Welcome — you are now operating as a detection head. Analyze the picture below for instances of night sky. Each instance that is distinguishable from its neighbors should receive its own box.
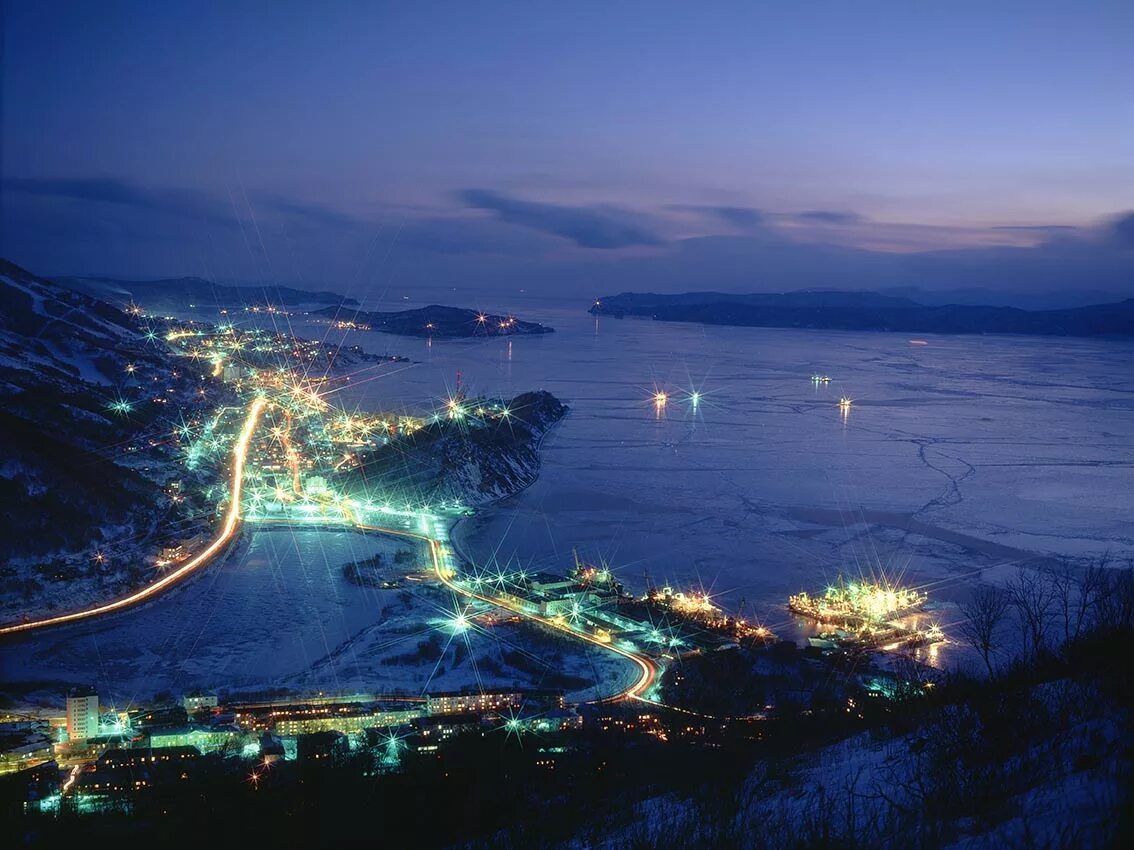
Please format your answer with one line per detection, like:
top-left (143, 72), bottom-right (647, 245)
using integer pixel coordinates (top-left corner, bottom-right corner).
top-left (2, 1), bottom-right (1132, 299)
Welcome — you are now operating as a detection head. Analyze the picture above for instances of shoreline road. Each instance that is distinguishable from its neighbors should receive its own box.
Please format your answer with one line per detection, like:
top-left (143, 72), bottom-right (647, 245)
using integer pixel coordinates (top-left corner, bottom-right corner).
top-left (353, 521), bottom-right (658, 703)
top-left (0, 397), bottom-right (268, 637)
top-left (1, 393), bottom-right (659, 706)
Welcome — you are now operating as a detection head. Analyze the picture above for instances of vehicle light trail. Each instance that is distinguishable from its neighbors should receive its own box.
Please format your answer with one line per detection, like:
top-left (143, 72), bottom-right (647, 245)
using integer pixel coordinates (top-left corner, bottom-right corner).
top-left (353, 521), bottom-right (658, 703)
top-left (61, 765), bottom-right (80, 794)
top-left (2, 390), bottom-right (656, 702)
top-left (278, 408), bottom-right (303, 496)
top-left (0, 397), bottom-right (268, 637)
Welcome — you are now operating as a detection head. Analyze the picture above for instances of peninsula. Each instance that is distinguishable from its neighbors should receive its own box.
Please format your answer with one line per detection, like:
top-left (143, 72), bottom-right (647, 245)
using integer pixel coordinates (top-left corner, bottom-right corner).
top-left (309, 304), bottom-right (554, 337)
top-left (589, 291), bottom-right (1134, 337)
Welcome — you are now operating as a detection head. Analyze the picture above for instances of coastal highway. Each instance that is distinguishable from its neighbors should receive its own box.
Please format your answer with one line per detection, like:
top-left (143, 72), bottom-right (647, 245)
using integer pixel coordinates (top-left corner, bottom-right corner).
top-left (1, 392), bottom-right (657, 704)
top-left (0, 397), bottom-right (268, 637)
top-left (353, 521), bottom-right (659, 703)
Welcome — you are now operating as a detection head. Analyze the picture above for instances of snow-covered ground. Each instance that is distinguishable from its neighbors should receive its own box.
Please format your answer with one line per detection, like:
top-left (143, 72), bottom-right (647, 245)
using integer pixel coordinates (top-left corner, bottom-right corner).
top-left (0, 528), bottom-right (638, 710)
top-left (13, 298), bottom-right (1127, 709)
top-left (309, 304), bottom-right (1134, 668)
top-left (552, 676), bottom-right (1126, 850)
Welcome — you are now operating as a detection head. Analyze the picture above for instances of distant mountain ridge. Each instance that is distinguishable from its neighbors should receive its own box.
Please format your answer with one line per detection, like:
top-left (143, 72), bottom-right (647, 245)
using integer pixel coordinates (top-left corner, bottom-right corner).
top-left (57, 275), bottom-right (358, 309)
top-left (311, 304), bottom-right (553, 337)
top-left (589, 290), bottom-right (1134, 337)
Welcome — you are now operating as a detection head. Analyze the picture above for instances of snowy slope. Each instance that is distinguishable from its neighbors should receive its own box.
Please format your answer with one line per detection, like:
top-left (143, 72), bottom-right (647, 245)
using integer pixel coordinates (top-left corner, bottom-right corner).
top-left (0, 258), bottom-right (150, 386)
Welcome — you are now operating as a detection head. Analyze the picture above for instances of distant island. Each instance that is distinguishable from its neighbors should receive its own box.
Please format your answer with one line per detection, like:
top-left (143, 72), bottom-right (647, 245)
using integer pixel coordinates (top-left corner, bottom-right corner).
top-left (309, 304), bottom-right (554, 338)
top-left (589, 291), bottom-right (1134, 337)
top-left (57, 275), bottom-right (358, 309)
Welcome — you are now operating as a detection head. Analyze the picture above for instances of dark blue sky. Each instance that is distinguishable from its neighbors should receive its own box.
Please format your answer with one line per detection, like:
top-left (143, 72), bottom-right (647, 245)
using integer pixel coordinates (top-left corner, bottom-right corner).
top-left (2, 1), bottom-right (1132, 299)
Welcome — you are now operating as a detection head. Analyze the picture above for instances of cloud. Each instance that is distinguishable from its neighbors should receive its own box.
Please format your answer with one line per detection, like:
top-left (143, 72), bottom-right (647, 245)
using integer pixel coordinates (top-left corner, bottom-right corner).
top-left (706, 206), bottom-right (766, 228)
top-left (257, 194), bottom-right (365, 230)
top-left (796, 210), bottom-right (864, 224)
top-left (1108, 211), bottom-right (1134, 247)
top-left (2, 176), bottom-right (377, 235)
top-left (3, 176), bottom-right (234, 227)
top-left (991, 224), bottom-right (1079, 232)
top-left (458, 189), bottom-right (661, 249)
top-left (394, 217), bottom-right (560, 256)
top-left (4, 173), bottom-right (1132, 304)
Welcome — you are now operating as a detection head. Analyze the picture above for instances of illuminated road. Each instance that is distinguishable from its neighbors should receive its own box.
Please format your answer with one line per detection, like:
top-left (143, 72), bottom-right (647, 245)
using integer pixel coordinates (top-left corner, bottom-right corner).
top-left (353, 521), bottom-right (659, 703)
top-left (0, 397), bottom-right (268, 637)
top-left (0, 389), bottom-right (657, 702)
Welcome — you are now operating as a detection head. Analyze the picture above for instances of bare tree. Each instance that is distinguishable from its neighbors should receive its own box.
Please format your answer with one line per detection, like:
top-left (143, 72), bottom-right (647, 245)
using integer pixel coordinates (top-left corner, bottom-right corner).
top-left (958, 585), bottom-right (1011, 676)
top-left (1048, 556), bottom-right (1111, 647)
top-left (1006, 567), bottom-right (1056, 661)
top-left (1094, 560), bottom-right (1134, 631)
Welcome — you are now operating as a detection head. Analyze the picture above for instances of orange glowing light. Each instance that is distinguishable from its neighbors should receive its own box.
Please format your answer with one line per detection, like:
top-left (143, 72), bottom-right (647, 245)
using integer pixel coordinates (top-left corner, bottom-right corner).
top-left (0, 397), bottom-right (268, 636)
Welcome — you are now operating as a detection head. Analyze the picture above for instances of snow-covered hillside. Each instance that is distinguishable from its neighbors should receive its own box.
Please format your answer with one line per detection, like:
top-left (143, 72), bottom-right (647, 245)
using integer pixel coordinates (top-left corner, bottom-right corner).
top-left (345, 390), bottom-right (568, 507)
top-left (0, 259), bottom-right (226, 621)
top-left (0, 258), bottom-right (153, 386)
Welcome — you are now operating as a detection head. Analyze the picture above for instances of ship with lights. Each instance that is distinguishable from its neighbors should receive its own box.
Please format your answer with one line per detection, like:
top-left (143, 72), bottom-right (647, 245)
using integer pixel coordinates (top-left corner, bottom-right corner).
top-left (790, 578), bottom-right (927, 625)
top-left (789, 577), bottom-right (941, 651)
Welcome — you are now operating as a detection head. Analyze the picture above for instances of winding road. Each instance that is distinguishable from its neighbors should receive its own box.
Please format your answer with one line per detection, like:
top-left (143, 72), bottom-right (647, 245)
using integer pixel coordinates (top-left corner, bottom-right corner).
top-left (1, 394), bottom-right (658, 704)
top-left (353, 521), bottom-right (659, 703)
top-left (0, 397), bottom-right (268, 637)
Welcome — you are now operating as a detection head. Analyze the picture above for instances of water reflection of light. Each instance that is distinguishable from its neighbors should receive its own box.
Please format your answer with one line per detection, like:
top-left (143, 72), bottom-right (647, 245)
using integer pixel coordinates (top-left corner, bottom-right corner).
top-left (839, 396), bottom-right (852, 424)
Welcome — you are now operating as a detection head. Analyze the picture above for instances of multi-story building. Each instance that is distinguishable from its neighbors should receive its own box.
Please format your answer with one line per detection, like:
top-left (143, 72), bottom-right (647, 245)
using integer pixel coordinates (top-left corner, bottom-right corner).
top-left (181, 693), bottom-right (219, 714)
top-left (295, 731), bottom-right (348, 763)
top-left (410, 712), bottom-right (481, 750)
top-left (66, 687), bottom-right (99, 742)
top-left (149, 726), bottom-right (244, 755)
top-left (271, 707), bottom-right (420, 736)
top-left (0, 735), bottom-right (55, 774)
top-left (426, 691), bottom-right (522, 716)
top-left (233, 700), bottom-right (421, 735)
